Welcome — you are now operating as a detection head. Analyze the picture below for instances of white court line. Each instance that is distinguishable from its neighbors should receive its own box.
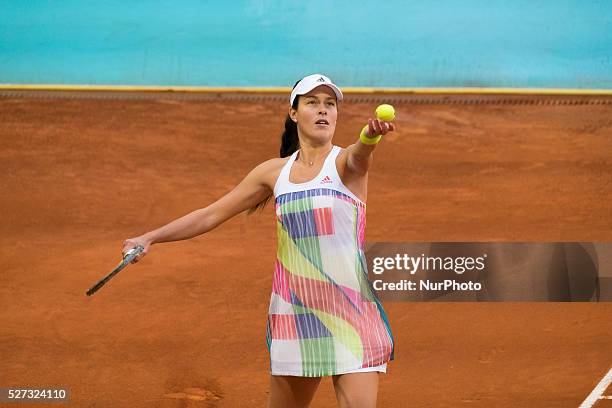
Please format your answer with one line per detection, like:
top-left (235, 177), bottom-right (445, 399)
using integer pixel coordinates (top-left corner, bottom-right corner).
top-left (579, 367), bottom-right (612, 408)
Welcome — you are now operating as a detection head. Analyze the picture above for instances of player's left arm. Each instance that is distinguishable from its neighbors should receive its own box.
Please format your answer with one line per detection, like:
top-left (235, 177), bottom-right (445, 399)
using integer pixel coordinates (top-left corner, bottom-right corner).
top-left (345, 118), bottom-right (395, 175)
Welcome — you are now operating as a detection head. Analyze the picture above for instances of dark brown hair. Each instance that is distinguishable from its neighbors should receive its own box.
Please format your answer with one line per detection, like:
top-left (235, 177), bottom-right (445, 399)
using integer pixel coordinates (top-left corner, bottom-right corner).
top-left (246, 81), bottom-right (301, 215)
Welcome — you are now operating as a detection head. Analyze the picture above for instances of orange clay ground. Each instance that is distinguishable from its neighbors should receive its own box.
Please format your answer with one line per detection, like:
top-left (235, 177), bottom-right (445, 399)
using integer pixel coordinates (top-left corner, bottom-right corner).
top-left (1, 93), bottom-right (611, 407)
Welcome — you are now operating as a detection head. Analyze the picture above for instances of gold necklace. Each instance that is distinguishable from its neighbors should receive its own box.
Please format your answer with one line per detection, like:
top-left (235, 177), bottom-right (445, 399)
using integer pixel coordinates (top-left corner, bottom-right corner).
top-left (300, 147), bottom-right (331, 167)
top-left (299, 154), bottom-right (315, 167)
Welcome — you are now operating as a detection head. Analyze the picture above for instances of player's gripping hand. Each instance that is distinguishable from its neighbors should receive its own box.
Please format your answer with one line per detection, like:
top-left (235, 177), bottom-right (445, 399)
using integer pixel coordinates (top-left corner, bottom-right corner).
top-left (122, 236), bottom-right (152, 263)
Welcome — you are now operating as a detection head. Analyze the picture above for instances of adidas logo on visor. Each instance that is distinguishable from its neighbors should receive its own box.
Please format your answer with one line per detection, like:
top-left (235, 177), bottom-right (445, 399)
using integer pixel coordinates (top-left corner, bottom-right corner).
top-left (289, 73), bottom-right (343, 106)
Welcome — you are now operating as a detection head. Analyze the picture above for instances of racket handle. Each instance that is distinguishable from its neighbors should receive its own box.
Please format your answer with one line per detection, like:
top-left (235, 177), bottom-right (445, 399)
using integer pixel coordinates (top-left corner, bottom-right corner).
top-left (124, 245), bottom-right (144, 258)
top-left (86, 245), bottom-right (145, 296)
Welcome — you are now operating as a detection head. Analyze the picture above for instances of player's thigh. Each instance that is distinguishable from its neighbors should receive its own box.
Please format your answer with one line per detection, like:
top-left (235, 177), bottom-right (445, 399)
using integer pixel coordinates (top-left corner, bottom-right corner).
top-left (332, 372), bottom-right (379, 408)
top-left (267, 375), bottom-right (322, 408)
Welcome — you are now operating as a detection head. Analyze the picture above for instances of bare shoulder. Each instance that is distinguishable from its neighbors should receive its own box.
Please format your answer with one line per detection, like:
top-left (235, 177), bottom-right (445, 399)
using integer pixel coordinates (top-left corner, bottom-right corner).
top-left (253, 156), bottom-right (291, 191)
top-left (335, 144), bottom-right (363, 176)
top-left (334, 144), bottom-right (369, 203)
top-left (336, 145), bottom-right (350, 173)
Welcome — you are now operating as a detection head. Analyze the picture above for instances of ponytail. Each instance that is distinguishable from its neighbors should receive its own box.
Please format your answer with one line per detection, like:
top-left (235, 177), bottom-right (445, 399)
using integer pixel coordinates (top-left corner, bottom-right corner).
top-left (280, 112), bottom-right (299, 157)
top-left (247, 93), bottom-right (301, 215)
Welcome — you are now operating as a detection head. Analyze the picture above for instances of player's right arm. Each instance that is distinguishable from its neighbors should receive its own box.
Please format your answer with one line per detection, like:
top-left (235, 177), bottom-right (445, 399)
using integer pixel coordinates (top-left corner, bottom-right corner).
top-left (122, 159), bottom-right (278, 260)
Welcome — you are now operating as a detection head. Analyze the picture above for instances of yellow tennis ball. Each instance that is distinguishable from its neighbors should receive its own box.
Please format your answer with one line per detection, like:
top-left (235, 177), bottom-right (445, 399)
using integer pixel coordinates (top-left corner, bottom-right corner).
top-left (375, 104), bottom-right (395, 121)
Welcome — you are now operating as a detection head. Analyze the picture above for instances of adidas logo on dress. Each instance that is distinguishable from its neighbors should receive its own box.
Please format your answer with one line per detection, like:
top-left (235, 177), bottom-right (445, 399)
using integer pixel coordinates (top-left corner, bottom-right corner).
top-left (320, 176), bottom-right (333, 184)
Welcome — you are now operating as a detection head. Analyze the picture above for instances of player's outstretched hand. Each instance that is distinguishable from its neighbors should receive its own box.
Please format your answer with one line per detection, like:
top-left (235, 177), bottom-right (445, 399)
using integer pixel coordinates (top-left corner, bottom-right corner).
top-left (122, 237), bottom-right (152, 263)
top-left (366, 118), bottom-right (396, 138)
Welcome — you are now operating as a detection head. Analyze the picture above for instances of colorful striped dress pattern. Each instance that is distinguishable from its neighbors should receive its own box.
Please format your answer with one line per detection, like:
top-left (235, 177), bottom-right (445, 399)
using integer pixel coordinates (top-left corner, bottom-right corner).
top-left (266, 145), bottom-right (394, 377)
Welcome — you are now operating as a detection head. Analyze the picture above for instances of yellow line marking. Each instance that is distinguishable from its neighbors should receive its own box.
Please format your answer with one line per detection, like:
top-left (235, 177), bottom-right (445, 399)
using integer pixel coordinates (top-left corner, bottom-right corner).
top-left (0, 84), bottom-right (611, 96)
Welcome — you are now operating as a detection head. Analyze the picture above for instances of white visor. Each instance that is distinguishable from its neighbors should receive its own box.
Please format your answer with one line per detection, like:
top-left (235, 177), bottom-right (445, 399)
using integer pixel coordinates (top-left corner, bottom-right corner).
top-left (290, 74), bottom-right (343, 106)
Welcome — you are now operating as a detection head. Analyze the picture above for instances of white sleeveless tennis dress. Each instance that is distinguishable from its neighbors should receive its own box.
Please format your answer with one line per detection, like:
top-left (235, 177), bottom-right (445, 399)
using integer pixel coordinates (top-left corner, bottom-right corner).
top-left (266, 145), bottom-right (394, 377)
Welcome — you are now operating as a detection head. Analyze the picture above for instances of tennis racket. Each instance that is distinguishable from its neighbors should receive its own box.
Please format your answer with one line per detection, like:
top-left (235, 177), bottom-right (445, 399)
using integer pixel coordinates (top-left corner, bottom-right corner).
top-left (86, 245), bottom-right (144, 296)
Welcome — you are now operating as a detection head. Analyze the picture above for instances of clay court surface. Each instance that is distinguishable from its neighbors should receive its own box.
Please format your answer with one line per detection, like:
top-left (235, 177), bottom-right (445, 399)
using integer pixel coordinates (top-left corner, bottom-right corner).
top-left (1, 93), bottom-right (611, 407)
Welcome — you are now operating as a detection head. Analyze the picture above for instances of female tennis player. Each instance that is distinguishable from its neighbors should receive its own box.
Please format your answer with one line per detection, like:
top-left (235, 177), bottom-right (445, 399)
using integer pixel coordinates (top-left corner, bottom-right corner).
top-left (123, 73), bottom-right (395, 407)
